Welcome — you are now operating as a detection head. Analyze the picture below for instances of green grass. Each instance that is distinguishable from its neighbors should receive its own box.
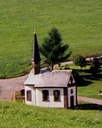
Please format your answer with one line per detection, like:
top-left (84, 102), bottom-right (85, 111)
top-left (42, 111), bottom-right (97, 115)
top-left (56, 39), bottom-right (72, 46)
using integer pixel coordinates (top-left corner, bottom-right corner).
top-left (78, 78), bottom-right (102, 99)
top-left (0, 0), bottom-right (102, 78)
top-left (0, 101), bottom-right (102, 128)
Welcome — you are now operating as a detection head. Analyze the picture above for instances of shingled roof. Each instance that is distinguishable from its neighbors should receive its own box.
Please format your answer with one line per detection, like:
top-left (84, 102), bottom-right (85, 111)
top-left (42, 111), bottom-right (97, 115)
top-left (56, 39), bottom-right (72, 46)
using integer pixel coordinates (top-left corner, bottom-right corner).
top-left (24, 70), bottom-right (75, 87)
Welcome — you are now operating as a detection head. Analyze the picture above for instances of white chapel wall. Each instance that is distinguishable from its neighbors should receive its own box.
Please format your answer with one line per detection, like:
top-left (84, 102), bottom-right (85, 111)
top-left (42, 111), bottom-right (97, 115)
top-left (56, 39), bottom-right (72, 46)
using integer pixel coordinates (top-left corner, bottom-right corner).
top-left (25, 85), bottom-right (36, 106)
top-left (68, 86), bottom-right (77, 107)
top-left (36, 88), bottom-right (64, 108)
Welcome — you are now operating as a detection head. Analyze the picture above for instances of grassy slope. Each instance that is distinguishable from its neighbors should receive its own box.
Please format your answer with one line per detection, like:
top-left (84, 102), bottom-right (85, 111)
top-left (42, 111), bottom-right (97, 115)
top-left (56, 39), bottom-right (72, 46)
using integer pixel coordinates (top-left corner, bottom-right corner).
top-left (0, 102), bottom-right (102, 128)
top-left (78, 79), bottom-right (102, 99)
top-left (0, 0), bottom-right (102, 78)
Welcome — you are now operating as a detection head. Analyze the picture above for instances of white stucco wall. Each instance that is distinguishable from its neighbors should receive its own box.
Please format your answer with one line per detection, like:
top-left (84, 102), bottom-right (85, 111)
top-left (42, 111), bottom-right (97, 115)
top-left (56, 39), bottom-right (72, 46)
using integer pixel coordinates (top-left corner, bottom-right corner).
top-left (25, 85), bottom-right (36, 106)
top-left (68, 86), bottom-right (77, 107)
top-left (25, 85), bottom-right (77, 108)
top-left (35, 88), bottom-right (64, 108)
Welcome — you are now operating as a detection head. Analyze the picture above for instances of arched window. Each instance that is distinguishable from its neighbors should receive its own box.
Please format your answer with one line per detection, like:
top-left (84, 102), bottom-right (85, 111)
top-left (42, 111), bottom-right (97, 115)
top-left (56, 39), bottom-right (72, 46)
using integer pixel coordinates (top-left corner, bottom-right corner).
top-left (70, 89), bottom-right (73, 94)
top-left (53, 90), bottom-right (60, 101)
top-left (42, 90), bottom-right (49, 101)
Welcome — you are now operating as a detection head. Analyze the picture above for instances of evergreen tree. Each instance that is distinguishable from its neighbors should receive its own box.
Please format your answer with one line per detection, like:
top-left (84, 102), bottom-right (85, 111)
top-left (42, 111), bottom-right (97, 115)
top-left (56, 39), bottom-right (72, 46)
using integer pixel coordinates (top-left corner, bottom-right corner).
top-left (40, 28), bottom-right (71, 69)
top-left (74, 55), bottom-right (86, 69)
top-left (90, 57), bottom-right (101, 77)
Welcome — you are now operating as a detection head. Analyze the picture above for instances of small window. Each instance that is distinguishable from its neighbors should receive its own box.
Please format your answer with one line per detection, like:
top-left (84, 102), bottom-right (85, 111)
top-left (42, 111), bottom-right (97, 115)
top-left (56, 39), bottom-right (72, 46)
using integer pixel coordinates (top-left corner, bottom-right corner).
top-left (27, 90), bottom-right (32, 101)
top-left (70, 89), bottom-right (73, 94)
top-left (42, 90), bottom-right (49, 101)
top-left (53, 90), bottom-right (60, 101)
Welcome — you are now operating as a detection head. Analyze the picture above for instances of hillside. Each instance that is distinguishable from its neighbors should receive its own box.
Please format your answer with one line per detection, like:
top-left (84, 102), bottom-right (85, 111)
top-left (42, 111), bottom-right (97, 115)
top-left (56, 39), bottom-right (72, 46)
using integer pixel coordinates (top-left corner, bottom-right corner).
top-left (0, 0), bottom-right (102, 78)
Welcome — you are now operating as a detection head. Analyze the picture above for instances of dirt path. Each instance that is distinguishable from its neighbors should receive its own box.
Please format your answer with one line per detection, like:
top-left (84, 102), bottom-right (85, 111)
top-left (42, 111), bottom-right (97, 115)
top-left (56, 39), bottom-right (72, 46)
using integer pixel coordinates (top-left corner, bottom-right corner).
top-left (0, 75), bottom-right (28, 101)
top-left (78, 96), bottom-right (102, 105)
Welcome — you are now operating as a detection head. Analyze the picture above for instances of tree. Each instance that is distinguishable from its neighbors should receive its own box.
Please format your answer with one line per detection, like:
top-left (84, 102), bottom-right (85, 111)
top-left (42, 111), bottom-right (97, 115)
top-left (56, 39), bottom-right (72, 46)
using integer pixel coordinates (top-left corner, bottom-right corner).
top-left (73, 55), bottom-right (86, 69)
top-left (40, 28), bottom-right (71, 70)
top-left (90, 57), bottom-right (101, 77)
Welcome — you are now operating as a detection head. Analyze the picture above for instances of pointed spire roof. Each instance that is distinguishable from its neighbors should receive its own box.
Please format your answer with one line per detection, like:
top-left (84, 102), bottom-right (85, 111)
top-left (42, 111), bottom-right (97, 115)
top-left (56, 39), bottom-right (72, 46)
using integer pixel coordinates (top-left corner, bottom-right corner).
top-left (31, 30), bottom-right (41, 63)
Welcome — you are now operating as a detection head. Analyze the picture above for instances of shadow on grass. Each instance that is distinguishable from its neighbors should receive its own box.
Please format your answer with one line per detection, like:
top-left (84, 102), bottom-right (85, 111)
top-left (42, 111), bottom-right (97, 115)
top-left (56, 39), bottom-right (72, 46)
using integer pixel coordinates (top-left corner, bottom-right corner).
top-left (76, 103), bottom-right (102, 110)
top-left (73, 69), bottom-right (102, 87)
top-left (82, 74), bottom-right (102, 80)
top-left (79, 69), bottom-right (102, 79)
top-left (77, 79), bottom-right (93, 87)
top-left (72, 70), bottom-right (93, 87)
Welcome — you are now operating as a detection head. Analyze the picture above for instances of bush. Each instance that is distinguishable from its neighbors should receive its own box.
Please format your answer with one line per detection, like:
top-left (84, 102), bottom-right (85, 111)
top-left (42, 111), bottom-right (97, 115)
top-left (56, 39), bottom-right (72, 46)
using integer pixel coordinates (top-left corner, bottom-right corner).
top-left (73, 55), bottom-right (86, 69)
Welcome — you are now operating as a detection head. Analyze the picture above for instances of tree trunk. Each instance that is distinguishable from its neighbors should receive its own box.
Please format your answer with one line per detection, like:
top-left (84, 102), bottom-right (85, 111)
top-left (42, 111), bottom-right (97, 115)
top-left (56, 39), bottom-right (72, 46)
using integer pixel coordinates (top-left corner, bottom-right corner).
top-left (51, 62), bottom-right (54, 70)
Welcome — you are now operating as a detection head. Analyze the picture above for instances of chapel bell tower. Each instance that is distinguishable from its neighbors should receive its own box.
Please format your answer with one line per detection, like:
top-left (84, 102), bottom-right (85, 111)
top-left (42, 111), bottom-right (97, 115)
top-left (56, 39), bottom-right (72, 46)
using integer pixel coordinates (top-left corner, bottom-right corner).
top-left (31, 31), bottom-right (41, 75)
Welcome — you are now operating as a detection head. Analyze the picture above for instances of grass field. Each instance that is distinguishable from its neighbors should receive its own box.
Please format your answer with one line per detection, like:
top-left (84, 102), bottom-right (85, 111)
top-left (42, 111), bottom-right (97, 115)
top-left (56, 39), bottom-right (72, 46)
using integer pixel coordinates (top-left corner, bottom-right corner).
top-left (0, 101), bottom-right (102, 128)
top-left (77, 71), bottom-right (102, 99)
top-left (0, 0), bottom-right (102, 78)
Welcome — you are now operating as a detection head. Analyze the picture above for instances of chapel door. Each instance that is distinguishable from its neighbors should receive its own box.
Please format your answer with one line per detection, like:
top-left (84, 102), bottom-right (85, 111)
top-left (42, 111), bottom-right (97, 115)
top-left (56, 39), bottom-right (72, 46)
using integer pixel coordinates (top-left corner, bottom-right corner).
top-left (70, 95), bottom-right (74, 109)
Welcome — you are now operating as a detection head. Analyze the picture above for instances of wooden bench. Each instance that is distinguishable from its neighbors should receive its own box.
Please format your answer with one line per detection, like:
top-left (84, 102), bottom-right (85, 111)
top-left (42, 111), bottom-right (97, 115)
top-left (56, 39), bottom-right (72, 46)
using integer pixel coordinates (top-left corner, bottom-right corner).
top-left (15, 95), bottom-right (25, 100)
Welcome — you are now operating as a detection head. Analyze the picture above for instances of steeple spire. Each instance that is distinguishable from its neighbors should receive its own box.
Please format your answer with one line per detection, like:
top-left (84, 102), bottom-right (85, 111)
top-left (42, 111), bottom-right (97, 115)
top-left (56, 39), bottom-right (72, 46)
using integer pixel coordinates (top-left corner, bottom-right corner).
top-left (31, 30), bottom-right (41, 74)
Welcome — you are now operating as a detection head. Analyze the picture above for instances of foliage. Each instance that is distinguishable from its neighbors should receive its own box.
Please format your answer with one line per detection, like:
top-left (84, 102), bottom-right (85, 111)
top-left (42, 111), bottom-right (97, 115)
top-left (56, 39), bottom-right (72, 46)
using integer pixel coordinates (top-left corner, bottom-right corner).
top-left (0, 0), bottom-right (102, 78)
top-left (73, 55), bottom-right (86, 69)
top-left (0, 102), bottom-right (102, 128)
top-left (40, 28), bottom-right (71, 69)
top-left (90, 57), bottom-right (101, 77)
